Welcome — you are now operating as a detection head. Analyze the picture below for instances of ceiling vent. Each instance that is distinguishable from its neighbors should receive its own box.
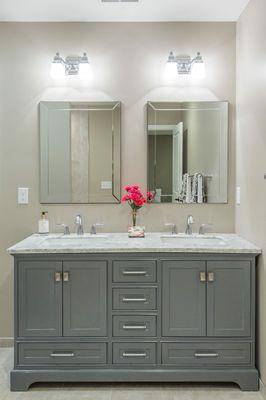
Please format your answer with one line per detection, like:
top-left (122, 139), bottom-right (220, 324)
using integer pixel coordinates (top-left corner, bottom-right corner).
top-left (101, 0), bottom-right (139, 3)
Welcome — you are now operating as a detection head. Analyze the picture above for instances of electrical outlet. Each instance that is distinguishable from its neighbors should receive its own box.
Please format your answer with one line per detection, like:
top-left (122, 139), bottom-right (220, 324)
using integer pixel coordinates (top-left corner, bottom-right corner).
top-left (18, 187), bottom-right (29, 204)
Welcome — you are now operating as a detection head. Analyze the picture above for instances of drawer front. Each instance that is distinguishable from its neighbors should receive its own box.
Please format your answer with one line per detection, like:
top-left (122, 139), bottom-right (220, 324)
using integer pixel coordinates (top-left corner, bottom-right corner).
top-left (162, 342), bottom-right (251, 366)
top-left (113, 342), bottom-right (156, 364)
top-left (113, 260), bottom-right (156, 283)
top-left (113, 288), bottom-right (157, 310)
top-left (113, 315), bottom-right (157, 337)
top-left (18, 342), bottom-right (107, 366)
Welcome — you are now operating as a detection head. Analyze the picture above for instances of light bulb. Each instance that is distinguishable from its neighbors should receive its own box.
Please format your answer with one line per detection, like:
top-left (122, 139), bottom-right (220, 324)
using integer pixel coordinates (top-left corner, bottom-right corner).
top-left (165, 51), bottom-right (177, 78)
top-left (165, 61), bottom-right (177, 78)
top-left (191, 60), bottom-right (206, 80)
top-left (50, 61), bottom-right (65, 79)
top-left (79, 62), bottom-right (92, 79)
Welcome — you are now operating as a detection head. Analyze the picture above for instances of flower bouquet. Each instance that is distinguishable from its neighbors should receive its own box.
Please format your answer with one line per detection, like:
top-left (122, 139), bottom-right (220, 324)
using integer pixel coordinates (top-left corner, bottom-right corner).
top-left (122, 185), bottom-right (153, 238)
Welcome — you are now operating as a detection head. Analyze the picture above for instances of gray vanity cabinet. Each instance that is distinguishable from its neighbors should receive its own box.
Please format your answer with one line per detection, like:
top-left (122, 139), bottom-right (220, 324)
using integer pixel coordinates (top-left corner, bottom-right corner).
top-left (63, 261), bottom-right (107, 337)
top-left (18, 260), bottom-right (107, 338)
top-left (162, 260), bottom-right (251, 338)
top-left (18, 261), bottom-right (62, 337)
top-left (162, 261), bottom-right (206, 336)
top-left (206, 261), bottom-right (250, 336)
top-left (12, 252), bottom-right (259, 391)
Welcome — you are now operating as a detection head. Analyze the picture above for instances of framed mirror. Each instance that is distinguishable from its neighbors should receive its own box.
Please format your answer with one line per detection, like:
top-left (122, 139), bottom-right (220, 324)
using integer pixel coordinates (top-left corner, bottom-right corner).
top-left (147, 101), bottom-right (228, 204)
top-left (40, 101), bottom-right (121, 203)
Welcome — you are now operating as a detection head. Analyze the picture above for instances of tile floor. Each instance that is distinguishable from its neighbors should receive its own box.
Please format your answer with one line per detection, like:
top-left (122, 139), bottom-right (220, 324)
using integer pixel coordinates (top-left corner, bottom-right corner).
top-left (0, 348), bottom-right (263, 400)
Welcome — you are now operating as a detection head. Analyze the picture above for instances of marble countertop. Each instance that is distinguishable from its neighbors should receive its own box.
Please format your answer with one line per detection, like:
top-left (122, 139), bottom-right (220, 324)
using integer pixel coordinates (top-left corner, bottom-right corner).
top-left (7, 233), bottom-right (261, 255)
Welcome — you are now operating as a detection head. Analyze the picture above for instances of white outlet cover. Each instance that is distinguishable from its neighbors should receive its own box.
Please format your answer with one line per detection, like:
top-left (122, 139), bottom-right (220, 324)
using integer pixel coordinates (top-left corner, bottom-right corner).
top-left (18, 187), bottom-right (29, 204)
top-left (101, 181), bottom-right (112, 190)
top-left (236, 186), bottom-right (241, 205)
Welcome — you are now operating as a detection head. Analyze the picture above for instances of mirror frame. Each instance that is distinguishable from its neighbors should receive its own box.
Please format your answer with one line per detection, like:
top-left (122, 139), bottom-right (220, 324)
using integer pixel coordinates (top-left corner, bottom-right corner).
top-left (147, 101), bottom-right (229, 204)
top-left (39, 101), bottom-right (121, 204)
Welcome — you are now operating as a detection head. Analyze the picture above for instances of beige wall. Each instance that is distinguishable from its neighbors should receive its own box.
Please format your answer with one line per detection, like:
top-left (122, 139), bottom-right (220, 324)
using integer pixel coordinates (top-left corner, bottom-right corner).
top-left (0, 22), bottom-right (236, 338)
top-left (236, 0), bottom-right (266, 387)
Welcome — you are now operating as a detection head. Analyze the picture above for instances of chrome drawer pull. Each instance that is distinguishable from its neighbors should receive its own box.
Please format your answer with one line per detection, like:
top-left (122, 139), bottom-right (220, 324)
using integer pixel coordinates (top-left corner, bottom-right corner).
top-left (194, 352), bottom-right (218, 358)
top-left (122, 324), bottom-right (147, 330)
top-left (50, 352), bottom-right (75, 358)
top-left (122, 271), bottom-right (147, 276)
top-left (122, 352), bottom-right (147, 358)
top-left (122, 297), bottom-right (147, 303)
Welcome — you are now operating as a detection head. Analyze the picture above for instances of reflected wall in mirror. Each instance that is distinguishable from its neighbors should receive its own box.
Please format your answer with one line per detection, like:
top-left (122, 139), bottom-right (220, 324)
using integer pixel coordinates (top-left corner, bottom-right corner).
top-left (147, 101), bottom-right (228, 204)
top-left (40, 101), bottom-right (121, 203)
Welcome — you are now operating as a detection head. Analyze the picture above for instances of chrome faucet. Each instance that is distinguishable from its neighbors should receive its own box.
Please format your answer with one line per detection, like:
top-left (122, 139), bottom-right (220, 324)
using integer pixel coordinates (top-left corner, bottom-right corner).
top-left (185, 215), bottom-right (194, 235)
top-left (74, 215), bottom-right (84, 235)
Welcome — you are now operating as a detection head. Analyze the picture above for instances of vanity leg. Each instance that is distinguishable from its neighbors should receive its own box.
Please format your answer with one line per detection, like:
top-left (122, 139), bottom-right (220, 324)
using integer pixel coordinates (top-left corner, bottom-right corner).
top-left (234, 370), bottom-right (259, 391)
top-left (10, 370), bottom-right (33, 391)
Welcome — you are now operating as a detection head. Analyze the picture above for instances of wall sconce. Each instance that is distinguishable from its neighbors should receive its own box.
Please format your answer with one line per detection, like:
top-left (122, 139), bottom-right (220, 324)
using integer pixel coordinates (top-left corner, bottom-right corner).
top-left (50, 52), bottom-right (91, 79)
top-left (165, 51), bottom-right (206, 79)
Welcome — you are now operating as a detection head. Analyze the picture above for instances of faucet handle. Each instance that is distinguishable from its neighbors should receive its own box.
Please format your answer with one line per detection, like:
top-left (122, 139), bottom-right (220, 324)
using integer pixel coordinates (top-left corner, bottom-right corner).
top-left (90, 223), bottom-right (104, 235)
top-left (199, 223), bottom-right (214, 235)
top-left (187, 215), bottom-right (194, 224)
top-left (164, 223), bottom-right (177, 235)
top-left (74, 214), bottom-right (82, 225)
top-left (56, 223), bottom-right (70, 235)
top-left (74, 214), bottom-right (84, 235)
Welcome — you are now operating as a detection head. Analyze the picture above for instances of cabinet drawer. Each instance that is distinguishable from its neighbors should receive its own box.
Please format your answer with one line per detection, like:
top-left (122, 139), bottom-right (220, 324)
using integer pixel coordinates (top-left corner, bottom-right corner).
top-left (113, 315), bottom-right (157, 337)
top-left (18, 342), bottom-right (107, 366)
top-left (113, 342), bottom-right (156, 364)
top-left (113, 260), bottom-right (156, 283)
top-left (113, 288), bottom-right (157, 310)
top-left (162, 342), bottom-right (251, 366)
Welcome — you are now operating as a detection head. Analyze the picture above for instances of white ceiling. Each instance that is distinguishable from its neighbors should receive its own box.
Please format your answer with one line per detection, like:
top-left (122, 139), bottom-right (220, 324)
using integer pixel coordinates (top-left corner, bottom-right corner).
top-left (0, 0), bottom-right (250, 22)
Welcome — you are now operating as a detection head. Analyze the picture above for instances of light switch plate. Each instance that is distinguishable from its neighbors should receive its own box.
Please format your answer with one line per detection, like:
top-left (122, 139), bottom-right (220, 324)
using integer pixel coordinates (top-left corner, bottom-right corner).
top-left (18, 187), bottom-right (29, 204)
top-left (236, 186), bottom-right (241, 205)
top-left (101, 181), bottom-right (112, 190)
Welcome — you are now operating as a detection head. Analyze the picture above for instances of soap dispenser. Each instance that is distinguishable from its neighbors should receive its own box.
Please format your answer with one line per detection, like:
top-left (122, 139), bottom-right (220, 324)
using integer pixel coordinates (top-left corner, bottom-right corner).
top-left (38, 211), bottom-right (49, 234)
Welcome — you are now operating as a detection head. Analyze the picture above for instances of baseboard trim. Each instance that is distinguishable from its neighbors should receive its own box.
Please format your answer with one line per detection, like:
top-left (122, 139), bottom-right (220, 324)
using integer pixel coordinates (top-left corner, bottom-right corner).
top-left (0, 338), bottom-right (14, 347)
top-left (260, 379), bottom-right (266, 399)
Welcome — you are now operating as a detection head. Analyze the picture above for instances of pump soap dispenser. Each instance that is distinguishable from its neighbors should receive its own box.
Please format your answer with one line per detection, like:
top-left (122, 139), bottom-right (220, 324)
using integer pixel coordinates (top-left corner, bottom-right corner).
top-left (38, 211), bottom-right (49, 234)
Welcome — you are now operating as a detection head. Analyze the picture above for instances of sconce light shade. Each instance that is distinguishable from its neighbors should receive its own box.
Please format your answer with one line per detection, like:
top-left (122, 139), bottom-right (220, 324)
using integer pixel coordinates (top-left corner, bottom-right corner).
top-left (79, 53), bottom-right (92, 78)
top-left (191, 52), bottom-right (206, 79)
top-left (50, 53), bottom-right (65, 79)
top-left (191, 61), bottom-right (206, 79)
top-left (165, 51), bottom-right (177, 78)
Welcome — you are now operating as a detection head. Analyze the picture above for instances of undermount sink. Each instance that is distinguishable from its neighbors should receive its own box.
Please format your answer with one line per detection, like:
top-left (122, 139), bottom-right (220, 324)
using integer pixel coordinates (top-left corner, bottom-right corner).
top-left (57, 233), bottom-right (108, 239)
top-left (41, 233), bottom-right (108, 246)
top-left (161, 234), bottom-right (226, 245)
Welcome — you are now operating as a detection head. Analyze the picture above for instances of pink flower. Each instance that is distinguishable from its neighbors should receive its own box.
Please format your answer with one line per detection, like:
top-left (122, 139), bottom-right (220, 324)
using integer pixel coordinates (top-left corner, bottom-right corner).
top-left (147, 191), bottom-right (154, 200)
top-left (130, 192), bottom-right (140, 201)
top-left (122, 194), bottom-right (130, 202)
top-left (122, 185), bottom-right (153, 210)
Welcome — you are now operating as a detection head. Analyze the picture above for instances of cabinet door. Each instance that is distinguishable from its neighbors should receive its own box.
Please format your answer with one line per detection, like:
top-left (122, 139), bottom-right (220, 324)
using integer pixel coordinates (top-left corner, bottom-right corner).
top-left (18, 261), bottom-right (62, 337)
top-left (63, 261), bottom-right (107, 336)
top-left (162, 261), bottom-right (206, 336)
top-left (207, 261), bottom-right (251, 336)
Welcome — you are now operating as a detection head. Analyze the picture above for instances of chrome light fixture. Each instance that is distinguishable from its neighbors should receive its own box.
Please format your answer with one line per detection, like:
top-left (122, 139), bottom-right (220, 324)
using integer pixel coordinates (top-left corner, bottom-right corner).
top-left (50, 52), bottom-right (91, 79)
top-left (165, 51), bottom-right (206, 79)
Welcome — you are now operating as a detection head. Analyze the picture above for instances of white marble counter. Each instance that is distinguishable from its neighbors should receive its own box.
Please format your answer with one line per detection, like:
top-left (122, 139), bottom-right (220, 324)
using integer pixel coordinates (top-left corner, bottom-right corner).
top-left (7, 233), bottom-right (261, 255)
